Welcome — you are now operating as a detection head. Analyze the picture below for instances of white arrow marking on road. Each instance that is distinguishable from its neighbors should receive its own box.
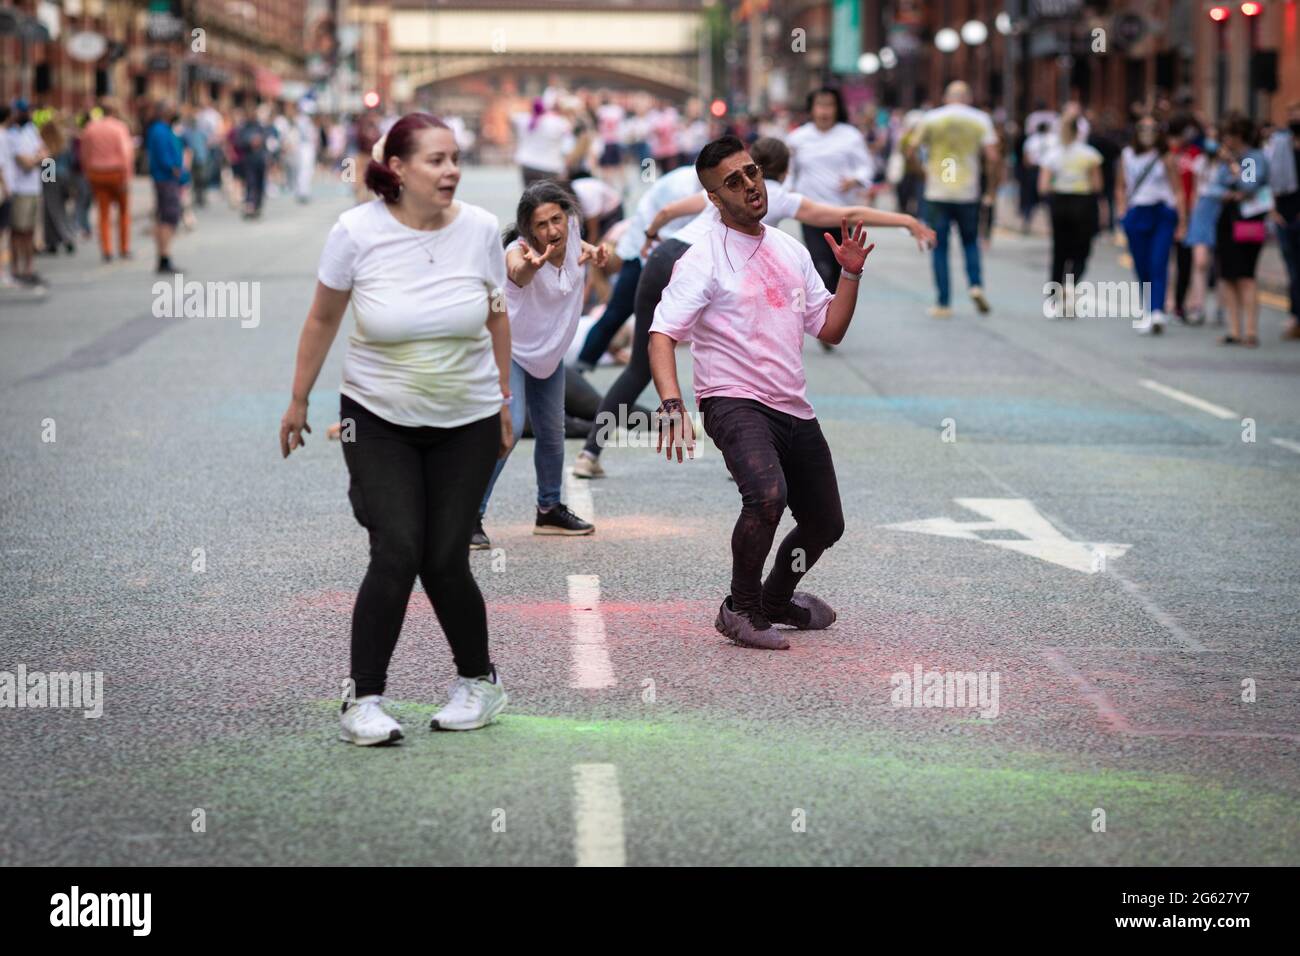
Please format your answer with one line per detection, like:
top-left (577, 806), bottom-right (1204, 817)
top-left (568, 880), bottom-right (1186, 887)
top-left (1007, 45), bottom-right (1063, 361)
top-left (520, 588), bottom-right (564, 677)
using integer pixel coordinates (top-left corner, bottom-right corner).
top-left (1270, 437), bottom-right (1300, 456)
top-left (883, 498), bottom-right (1130, 574)
top-left (1138, 378), bottom-right (1238, 420)
top-left (568, 574), bottom-right (616, 688)
top-left (573, 763), bottom-right (626, 867)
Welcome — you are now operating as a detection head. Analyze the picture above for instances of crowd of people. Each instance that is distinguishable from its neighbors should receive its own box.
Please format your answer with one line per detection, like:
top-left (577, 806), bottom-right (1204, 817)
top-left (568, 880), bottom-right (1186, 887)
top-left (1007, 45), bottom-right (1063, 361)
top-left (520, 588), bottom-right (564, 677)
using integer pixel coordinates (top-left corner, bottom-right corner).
top-left (0, 94), bottom-right (389, 288)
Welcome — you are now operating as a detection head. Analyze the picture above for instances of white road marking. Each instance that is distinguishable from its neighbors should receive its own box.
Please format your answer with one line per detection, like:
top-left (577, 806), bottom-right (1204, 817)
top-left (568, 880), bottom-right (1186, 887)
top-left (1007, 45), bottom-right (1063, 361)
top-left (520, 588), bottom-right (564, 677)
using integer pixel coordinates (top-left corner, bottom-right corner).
top-left (1270, 437), bottom-right (1300, 455)
top-left (565, 469), bottom-right (595, 523)
top-left (949, 457), bottom-right (1211, 653)
top-left (1138, 378), bottom-right (1238, 420)
top-left (572, 763), bottom-right (626, 867)
top-left (567, 574), bottom-right (615, 689)
top-left (883, 498), bottom-right (1130, 575)
top-left (1041, 649), bottom-right (1133, 733)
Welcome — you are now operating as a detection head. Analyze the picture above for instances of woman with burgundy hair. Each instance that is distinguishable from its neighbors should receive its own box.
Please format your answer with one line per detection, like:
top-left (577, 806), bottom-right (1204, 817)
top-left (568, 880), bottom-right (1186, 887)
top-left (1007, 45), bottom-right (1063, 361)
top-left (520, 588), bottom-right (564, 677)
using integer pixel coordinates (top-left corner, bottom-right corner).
top-left (280, 112), bottom-right (513, 745)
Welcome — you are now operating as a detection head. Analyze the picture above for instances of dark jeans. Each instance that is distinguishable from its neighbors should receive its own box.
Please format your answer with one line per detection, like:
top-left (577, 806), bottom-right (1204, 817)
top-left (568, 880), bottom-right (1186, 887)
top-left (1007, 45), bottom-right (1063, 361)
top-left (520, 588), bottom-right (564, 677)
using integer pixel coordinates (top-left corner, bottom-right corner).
top-left (700, 397), bottom-right (845, 616)
top-left (244, 159), bottom-right (266, 212)
top-left (925, 200), bottom-right (982, 306)
top-left (1275, 211), bottom-right (1300, 319)
top-left (801, 222), bottom-right (842, 292)
top-left (1049, 193), bottom-right (1097, 287)
top-left (583, 238), bottom-right (689, 457)
top-left (340, 395), bottom-right (501, 695)
top-left (578, 256), bottom-right (641, 368)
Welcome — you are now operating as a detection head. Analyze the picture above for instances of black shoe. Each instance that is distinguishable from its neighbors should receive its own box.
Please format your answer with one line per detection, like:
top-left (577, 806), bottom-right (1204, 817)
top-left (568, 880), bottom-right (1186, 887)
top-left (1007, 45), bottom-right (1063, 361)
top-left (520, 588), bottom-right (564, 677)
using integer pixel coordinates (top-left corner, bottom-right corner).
top-left (534, 503), bottom-right (594, 536)
top-left (470, 518), bottom-right (490, 551)
top-left (764, 591), bottom-right (837, 630)
top-left (64, 242), bottom-right (76, 255)
top-left (102, 252), bottom-right (113, 264)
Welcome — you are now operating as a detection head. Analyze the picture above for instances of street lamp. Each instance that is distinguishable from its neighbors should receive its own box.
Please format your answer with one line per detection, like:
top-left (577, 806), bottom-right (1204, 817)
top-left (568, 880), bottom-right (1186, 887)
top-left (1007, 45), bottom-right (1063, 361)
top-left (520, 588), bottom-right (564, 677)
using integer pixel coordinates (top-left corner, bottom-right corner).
top-left (858, 52), bottom-right (881, 75)
top-left (879, 46), bottom-right (898, 70)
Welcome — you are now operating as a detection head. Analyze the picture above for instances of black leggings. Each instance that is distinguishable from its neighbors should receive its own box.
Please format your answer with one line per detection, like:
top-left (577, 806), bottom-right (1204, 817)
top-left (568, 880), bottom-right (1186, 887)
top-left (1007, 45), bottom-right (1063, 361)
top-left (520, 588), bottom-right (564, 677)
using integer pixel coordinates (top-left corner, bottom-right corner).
top-left (583, 239), bottom-right (690, 457)
top-left (801, 223), bottom-right (842, 292)
top-left (340, 395), bottom-right (501, 695)
top-left (700, 397), bottom-right (845, 615)
top-left (1049, 193), bottom-right (1097, 287)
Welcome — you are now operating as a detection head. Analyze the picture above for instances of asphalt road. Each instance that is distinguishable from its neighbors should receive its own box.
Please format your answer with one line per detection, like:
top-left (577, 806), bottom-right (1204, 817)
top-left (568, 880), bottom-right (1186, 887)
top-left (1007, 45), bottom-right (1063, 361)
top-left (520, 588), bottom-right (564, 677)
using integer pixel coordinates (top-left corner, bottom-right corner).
top-left (1, 166), bottom-right (1297, 866)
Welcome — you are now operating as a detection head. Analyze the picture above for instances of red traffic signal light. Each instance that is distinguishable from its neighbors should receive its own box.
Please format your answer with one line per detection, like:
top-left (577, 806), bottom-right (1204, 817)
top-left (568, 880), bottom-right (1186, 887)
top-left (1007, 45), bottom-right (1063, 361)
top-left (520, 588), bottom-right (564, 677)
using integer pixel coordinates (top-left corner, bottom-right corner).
top-left (1209, 5), bottom-right (1230, 21)
top-left (1240, 2), bottom-right (1262, 16)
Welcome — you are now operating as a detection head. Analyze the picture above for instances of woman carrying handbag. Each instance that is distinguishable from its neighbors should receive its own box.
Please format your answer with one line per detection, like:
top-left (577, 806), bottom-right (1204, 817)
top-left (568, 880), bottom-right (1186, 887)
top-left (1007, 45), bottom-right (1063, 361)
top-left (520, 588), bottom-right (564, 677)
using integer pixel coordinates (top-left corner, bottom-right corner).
top-left (1214, 115), bottom-right (1272, 347)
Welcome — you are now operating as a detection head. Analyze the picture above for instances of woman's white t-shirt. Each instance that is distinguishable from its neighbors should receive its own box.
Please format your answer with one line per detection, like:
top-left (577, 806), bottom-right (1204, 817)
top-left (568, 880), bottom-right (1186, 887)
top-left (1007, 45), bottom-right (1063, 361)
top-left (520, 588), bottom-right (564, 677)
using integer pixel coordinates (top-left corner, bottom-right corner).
top-left (317, 199), bottom-right (506, 429)
top-left (506, 216), bottom-right (585, 380)
top-left (1122, 147), bottom-right (1176, 207)
top-left (1041, 140), bottom-right (1102, 195)
top-left (788, 122), bottom-right (875, 205)
top-left (513, 112), bottom-right (571, 173)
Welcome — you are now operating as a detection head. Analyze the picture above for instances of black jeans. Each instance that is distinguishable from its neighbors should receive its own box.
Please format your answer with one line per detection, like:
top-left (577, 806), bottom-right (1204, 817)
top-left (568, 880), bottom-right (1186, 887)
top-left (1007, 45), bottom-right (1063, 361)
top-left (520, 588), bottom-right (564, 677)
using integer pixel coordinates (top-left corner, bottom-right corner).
top-left (1049, 193), bottom-right (1097, 287)
top-left (801, 223), bottom-right (842, 292)
top-left (340, 395), bottom-right (500, 695)
top-left (583, 238), bottom-right (689, 457)
top-left (701, 397), bottom-right (845, 616)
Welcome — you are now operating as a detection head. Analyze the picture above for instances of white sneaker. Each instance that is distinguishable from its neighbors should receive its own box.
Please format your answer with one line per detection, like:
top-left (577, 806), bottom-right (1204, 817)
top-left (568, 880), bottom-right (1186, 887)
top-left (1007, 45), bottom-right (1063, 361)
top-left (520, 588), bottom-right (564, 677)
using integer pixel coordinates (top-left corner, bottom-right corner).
top-left (1150, 310), bottom-right (1167, 335)
top-left (571, 452), bottom-right (605, 479)
top-left (430, 667), bottom-right (507, 731)
top-left (339, 694), bottom-right (404, 746)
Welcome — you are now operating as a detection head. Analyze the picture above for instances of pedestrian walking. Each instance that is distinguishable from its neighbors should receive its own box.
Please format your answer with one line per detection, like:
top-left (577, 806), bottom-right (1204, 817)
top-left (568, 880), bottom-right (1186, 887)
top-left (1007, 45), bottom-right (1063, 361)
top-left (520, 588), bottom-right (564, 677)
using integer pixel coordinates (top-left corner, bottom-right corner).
top-left (280, 112), bottom-right (513, 744)
top-left (1264, 101), bottom-right (1300, 339)
top-left (1117, 116), bottom-right (1185, 335)
top-left (1039, 112), bottom-right (1102, 316)
top-left (144, 100), bottom-right (184, 273)
top-left (906, 82), bottom-right (999, 317)
top-left (79, 98), bottom-right (134, 262)
top-left (4, 98), bottom-right (47, 286)
top-left (1214, 115), bottom-right (1272, 347)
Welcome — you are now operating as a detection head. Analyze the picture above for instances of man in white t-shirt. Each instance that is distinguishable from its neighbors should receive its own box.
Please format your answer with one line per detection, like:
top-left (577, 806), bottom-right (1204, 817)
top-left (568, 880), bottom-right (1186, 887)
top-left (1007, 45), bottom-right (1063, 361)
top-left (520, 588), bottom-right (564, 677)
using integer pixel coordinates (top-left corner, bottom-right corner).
top-left (646, 135), bottom-right (873, 651)
top-left (906, 81), bottom-right (999, 317)
top-left (5, 99), bottom-right (47, 286)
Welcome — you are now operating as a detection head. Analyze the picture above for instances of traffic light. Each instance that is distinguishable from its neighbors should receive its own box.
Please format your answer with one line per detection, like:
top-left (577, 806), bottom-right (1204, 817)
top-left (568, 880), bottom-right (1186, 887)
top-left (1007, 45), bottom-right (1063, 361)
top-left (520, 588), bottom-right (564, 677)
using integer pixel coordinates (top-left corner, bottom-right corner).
top-left (1208, 5), bottom-right (1230, 21)
top-left (1240, 2), bottom-right (1262, 16)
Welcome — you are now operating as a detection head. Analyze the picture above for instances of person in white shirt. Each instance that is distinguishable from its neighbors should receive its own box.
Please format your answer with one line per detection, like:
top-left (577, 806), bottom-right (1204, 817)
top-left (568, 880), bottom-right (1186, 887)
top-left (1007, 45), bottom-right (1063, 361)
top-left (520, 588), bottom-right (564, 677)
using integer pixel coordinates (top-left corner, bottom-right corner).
top-left (788, 87), bottom-right (874, 304)
top-left (1020, 119), bottom-right (1055, 231)
top-left (513, 99), bottom-right (572, 187)
top-left (1115, 116), bottom-right (1186, 335)
top-left (475, 181), bottom-right (607, 548)
top-left (570, 173), bottom-right (623, 242)
top-left (595, 96), bottom-right (626, 189)
top-left (905, 81), bottom-right (1000, 317)
top-left (1038, 112), bottom-right (1103, 316)
top-left (5, 99), bottom-right (47, 286)
top-left (647, 135), bottom-right (873, 650)
top-left (571, 165), bottom-right (701, 379)
top-left (571, 136), bottom-right (933, 478)
top-left (280, 113), bottom-right (513, 745)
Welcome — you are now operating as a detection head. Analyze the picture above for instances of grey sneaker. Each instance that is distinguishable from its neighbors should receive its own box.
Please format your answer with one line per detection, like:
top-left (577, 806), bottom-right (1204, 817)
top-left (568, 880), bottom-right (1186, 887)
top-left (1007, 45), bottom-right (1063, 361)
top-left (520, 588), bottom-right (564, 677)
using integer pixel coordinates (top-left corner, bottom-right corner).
top-left (766, 591), bottom-right (837, 630)
top-left (470, 518), bottom-right (490, 551)
top-left (715, 597), bottom-right (789, 650)
top-left (571, 452), bottom-right (605, 479)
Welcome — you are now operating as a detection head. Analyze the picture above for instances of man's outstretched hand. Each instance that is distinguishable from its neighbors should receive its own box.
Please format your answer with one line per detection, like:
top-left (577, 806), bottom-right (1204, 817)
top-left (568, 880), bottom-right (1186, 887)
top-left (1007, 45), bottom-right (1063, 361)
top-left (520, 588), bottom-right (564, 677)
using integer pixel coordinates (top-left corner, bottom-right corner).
top-left (824, 217), bottom-right (875, 274)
